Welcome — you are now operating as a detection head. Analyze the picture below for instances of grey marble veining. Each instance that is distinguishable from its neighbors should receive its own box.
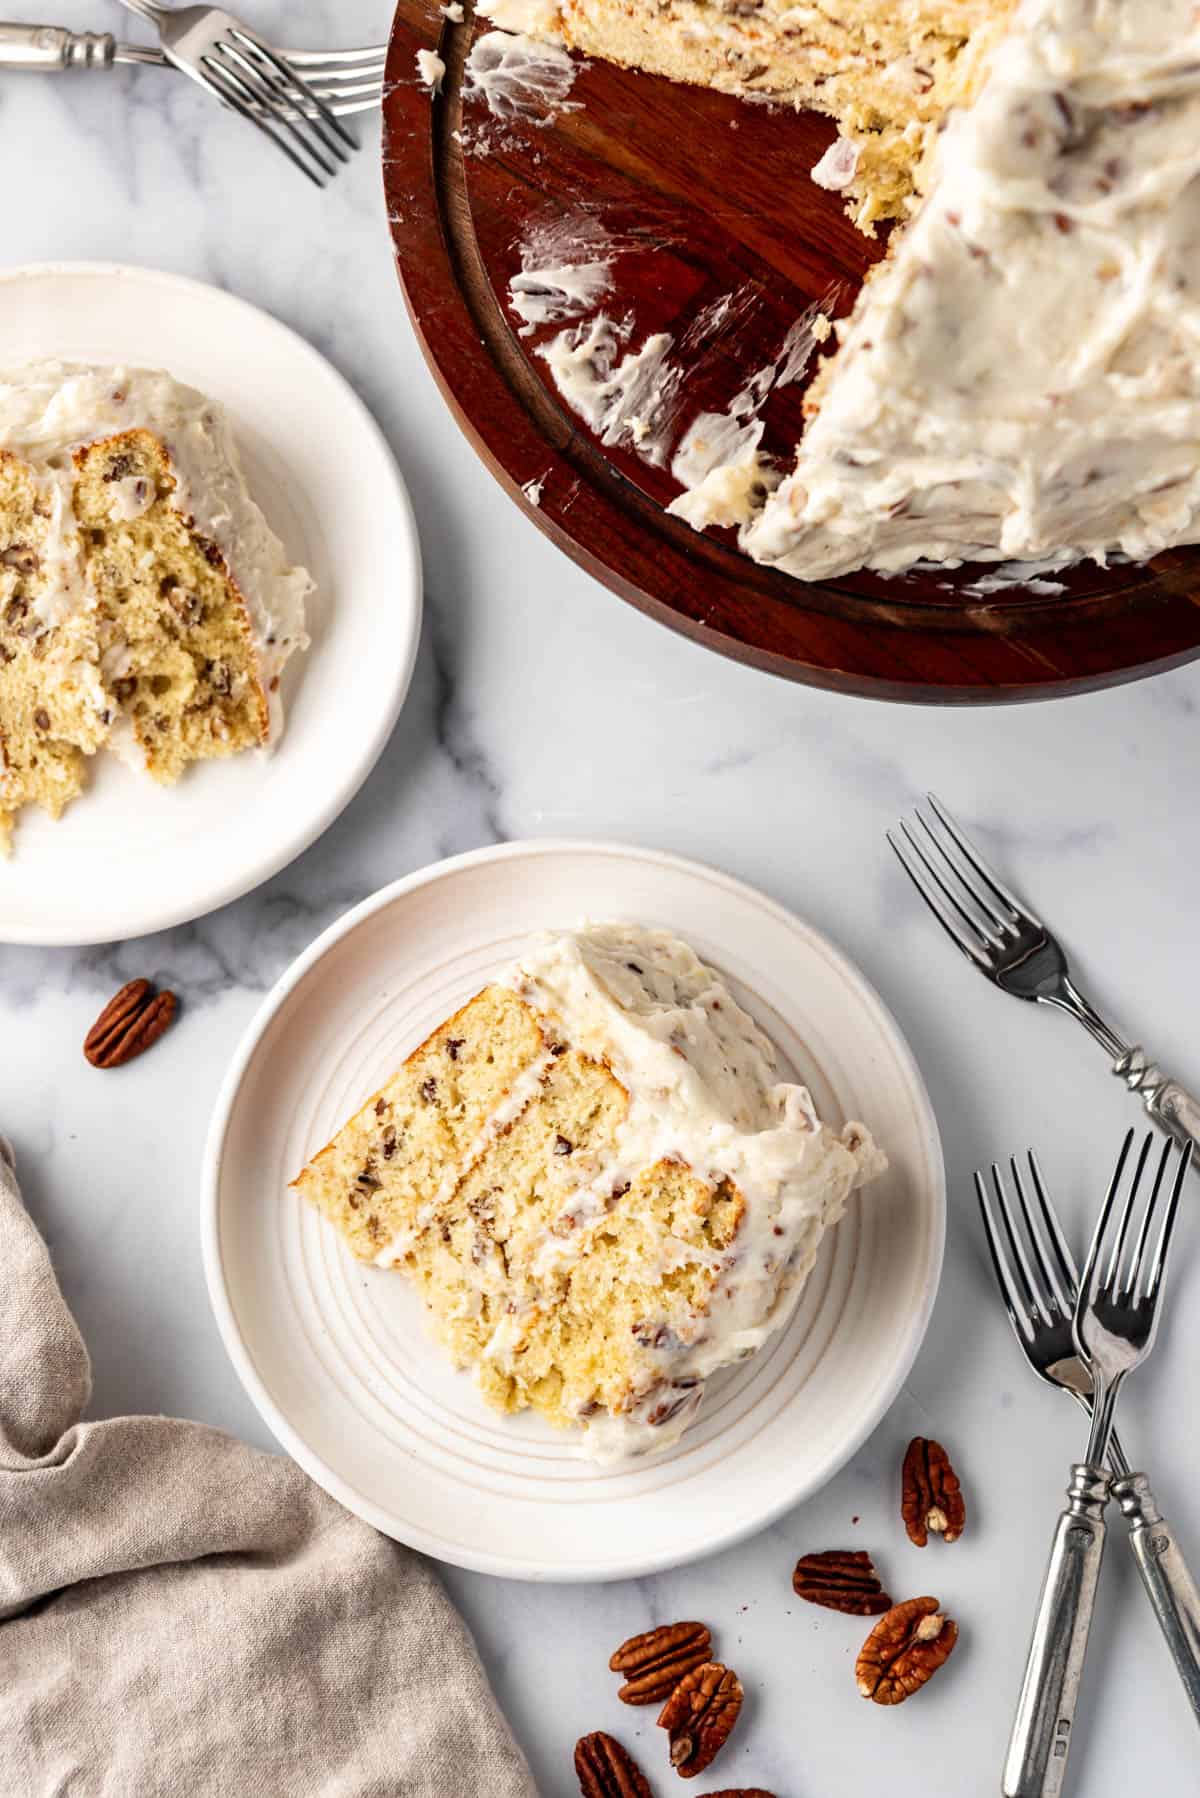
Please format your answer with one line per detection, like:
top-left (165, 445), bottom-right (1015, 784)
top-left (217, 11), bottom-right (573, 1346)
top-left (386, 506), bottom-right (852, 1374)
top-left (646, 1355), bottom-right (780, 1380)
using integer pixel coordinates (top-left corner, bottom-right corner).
top-left (3, 6), bottom-right (1200, 1792)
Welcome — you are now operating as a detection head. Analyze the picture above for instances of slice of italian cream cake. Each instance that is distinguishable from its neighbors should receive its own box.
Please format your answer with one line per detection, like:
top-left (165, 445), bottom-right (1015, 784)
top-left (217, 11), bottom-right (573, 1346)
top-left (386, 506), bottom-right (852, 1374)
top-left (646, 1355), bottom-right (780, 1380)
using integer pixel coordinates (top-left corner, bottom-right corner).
top-left (292, 923), bottom-right (884, 1461)
top-left (0, 363), bottom-right (312, 852)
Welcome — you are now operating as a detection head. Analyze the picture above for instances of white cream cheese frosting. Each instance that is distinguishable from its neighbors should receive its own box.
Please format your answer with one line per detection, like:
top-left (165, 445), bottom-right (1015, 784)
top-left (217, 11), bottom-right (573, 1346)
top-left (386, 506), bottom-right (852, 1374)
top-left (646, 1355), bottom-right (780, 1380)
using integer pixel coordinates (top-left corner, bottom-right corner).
top-left (0, 361), bottom-right (312, 745)
top-left (499, 924), bottom-right (884, 1459)
top-left (743, 0), bottom-right (1200, 579)
top-left (416, 47), bottom-right (446, 92)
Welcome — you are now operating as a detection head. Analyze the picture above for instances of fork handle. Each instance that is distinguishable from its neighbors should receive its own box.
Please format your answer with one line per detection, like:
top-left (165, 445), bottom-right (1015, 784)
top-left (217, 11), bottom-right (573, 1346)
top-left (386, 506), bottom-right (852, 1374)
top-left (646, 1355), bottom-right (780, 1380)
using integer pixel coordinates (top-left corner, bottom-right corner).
top-left (117, 0), bottom-right (169, 22)
top-left (0, 24), bottom-right (115, 68)
top-left (1113, 1473), bottom-right (1200, 1724)
top-left (1004, 1464), bottom-right (1110, 1798)
top-left (1112, 1050), bottom-right (1200, 1161)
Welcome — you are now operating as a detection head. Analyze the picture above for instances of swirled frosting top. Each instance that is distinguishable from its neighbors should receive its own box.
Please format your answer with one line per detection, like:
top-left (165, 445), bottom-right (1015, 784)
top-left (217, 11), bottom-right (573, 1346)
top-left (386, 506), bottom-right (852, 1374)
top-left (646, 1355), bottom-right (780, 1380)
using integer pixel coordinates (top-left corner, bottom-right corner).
top-left (744, 0), bottom-right (1200, 579)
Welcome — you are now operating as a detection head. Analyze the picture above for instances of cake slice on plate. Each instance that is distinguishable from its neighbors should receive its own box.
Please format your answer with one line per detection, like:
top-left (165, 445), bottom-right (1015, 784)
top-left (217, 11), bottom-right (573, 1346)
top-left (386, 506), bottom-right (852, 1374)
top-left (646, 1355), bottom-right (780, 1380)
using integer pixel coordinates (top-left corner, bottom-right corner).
top-left (292, 923), bottom-right (884, 1461)
top-left (0, 362), bottom-right (312, 851)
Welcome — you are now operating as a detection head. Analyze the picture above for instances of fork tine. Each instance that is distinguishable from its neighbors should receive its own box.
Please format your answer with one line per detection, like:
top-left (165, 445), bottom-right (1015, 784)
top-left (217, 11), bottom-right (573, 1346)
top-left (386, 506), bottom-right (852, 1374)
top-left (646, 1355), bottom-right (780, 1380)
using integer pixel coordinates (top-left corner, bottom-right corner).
top-left (887, 826), bottom-right (995, 967)
top-left (991, 1161), bottom-right (1053, 1325)
top-left (912, 807), bottom-right (1010, 937)
top-left (1124, 1137), bottom-right (1174, 1300)
top-left (299, 68), bottom-right (386, 88)
top-left (1026, 1150), bottom-right (1080, 1305)
top-left (214, 43), bottom-right (340, 178)
top-left (1143, 1142), bottom-right (1191, 1303)
top-left (287, 47), bottom-right (388, 68)
top-left (1082, 1127), bottom-right (1136, 1305)
top-left (925, 793), bottom-right (1030, 925)
top-left (199, 56), bottom-right (327, 187)
top-left (226, 36), bottom-right (352, 166)
top-left (279, 62), bottom-right (386, 87)
top-left (975, 1167), bottom-right (1036, 1342)
top-left (233, 29), bottom-right (359, 154)
top-left (1105, 1131), bottom-right (1154, 1290)
top-left (1010, 1154), bottom-right (1072, 1319)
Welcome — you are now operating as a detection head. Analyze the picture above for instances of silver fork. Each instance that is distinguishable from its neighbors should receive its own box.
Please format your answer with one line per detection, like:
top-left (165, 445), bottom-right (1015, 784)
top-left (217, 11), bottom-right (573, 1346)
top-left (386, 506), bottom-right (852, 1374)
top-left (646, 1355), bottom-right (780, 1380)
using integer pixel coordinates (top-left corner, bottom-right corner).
top-left (888, 795), bottom-right (1200, 1164)
top-left (978, 1148), bottom-right (1200, 1737)
top-left (118, 1), bottom-right (358, 186)
top-left (0, 25), bottom-right (386, 113)
top-left (1001, 1132), bottom-right (1191, 1797)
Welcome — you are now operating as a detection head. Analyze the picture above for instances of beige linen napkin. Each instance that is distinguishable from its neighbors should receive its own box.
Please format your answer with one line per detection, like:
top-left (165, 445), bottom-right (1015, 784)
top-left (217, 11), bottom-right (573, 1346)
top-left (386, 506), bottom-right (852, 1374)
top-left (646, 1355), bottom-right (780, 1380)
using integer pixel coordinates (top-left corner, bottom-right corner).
top-left (0, 1137), bottom-right (538, 1798)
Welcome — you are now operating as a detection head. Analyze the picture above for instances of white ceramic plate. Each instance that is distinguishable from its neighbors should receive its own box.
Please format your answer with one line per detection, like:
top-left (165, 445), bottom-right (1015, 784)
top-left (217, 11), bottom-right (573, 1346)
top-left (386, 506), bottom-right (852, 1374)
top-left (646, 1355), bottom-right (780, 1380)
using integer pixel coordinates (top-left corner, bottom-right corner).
top-left (204, 840), bottom-right (944, 1581)
top-left (0, 263), bottom-right (421, 945)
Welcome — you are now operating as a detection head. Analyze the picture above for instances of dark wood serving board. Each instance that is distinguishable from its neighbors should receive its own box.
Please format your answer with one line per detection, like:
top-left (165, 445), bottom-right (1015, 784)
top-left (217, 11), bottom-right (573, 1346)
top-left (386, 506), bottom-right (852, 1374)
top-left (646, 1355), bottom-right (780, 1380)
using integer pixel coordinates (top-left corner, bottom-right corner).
top-left (382, 2), bottom-right (1200, 701)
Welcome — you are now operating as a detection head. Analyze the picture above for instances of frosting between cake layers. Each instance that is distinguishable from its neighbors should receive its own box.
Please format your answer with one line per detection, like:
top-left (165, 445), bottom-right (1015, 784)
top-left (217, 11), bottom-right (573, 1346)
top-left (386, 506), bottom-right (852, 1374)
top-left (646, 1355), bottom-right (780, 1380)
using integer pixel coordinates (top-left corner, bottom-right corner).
top-left (0, 361), bottom-right (312, 745)
top-left (496, 923), bottom-right (884, 1458)
top-left (743, 0), bottom-right (1200, 578)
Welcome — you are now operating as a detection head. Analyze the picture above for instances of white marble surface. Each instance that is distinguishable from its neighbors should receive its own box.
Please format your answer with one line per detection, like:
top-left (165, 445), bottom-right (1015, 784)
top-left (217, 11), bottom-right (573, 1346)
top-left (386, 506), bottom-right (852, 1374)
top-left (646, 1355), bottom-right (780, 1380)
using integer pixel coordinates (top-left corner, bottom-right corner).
top-left (4, 6), bottom-right (1200, 1792)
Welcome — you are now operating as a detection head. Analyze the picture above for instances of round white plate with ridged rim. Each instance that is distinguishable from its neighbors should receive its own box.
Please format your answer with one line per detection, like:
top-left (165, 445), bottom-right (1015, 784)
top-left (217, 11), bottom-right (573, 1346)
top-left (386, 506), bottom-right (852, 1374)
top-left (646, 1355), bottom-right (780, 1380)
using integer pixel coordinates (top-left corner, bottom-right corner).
top-left (0, 262), bottom-right (421, 945)
top-left (203, 839), bottom-right (944, 1581)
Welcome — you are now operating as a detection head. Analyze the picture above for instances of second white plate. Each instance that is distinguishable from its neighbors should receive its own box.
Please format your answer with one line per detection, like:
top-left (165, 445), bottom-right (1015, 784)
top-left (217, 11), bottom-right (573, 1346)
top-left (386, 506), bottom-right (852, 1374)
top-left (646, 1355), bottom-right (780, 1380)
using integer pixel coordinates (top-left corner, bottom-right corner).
top-left (0, 262), bottom-right (421, 945)
top-left (203, 840), bottom-right (944, 1581)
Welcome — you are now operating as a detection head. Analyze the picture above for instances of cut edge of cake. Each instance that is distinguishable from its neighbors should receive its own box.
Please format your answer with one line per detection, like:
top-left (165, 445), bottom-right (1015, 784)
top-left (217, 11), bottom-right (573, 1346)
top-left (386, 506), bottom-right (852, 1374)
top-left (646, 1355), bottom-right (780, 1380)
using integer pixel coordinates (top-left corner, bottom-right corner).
top-left (477, 0), bottom-right (1016, 234)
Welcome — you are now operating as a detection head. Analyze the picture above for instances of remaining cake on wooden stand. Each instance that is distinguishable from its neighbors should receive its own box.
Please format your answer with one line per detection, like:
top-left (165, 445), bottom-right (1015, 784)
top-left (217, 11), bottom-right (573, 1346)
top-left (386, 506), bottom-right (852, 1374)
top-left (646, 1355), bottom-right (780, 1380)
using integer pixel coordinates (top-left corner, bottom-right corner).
top-left (0, 363), bottom-right (311, 852)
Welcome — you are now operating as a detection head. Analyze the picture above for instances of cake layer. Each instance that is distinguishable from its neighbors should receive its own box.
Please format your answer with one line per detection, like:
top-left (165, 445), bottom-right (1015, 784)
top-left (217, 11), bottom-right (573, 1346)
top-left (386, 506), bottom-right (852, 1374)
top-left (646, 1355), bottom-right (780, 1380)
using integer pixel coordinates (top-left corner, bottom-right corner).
top-left (294, 985), bottom-right (547, 1263)
top-left (293, 924), bottom-right (884, 1460)
top-left (74, 431), bottom-right (271, 783)
top-left (0, 450), bottom-right (107, 853)
top-left (481, 0), bottom-right (1014, 230)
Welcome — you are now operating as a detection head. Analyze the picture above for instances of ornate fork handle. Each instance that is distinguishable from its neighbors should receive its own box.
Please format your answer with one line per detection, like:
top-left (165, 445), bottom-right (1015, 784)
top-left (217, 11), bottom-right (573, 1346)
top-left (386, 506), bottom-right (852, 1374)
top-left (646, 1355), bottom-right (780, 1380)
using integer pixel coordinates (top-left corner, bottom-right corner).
top-left (1112, 1049), bottom-right (1200, 1159)
top-left (1004, 1465), bottom-right (1110, 1797)
top-left (1044, 981), bottom-right (1200, 1162)
top-left (0, 24), bottom-right (118, 67)
top-left (1113, 1473), bottom-right (1200, 1723)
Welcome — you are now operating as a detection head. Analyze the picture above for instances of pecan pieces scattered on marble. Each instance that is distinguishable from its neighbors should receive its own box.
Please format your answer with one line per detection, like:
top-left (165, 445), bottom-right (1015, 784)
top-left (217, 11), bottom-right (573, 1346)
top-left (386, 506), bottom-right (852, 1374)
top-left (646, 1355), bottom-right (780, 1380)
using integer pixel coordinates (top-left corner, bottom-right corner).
top-left (792, 1549), bottom-right (893, 1616)
top-left (657, 1661), bottom-right (743, 1778)
top-left (610, 1621), bottom-right (713, 1705)
top-left (574, 1732), bottom-right (653, 1798)
top-left (901, 1437), bottom-right (966, 1547)
top-left (84, 978), bottom-right (178, 1069)
top-left (855, 1596), bottom-right (958, 1706)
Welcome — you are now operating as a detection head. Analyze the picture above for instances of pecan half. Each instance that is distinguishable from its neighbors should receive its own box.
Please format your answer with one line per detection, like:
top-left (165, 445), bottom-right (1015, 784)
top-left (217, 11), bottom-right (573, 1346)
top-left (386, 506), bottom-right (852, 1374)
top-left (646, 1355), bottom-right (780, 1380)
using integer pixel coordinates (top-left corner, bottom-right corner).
top-left (574, 1732), bottom-right (653, 1798)
top-left (855, 1597), bottom-right (958, 1705)
top-left (792, 1549), bottom-right (892, 1615)
top-left (902, 1437), bottom-right (966, 1546)
top-left (610, 1621), bottom-right (712, 1704)
top-left (657, 1661), bottom-right (742, 1778)
top-left (84, 979), bottom-right (178, 1069)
